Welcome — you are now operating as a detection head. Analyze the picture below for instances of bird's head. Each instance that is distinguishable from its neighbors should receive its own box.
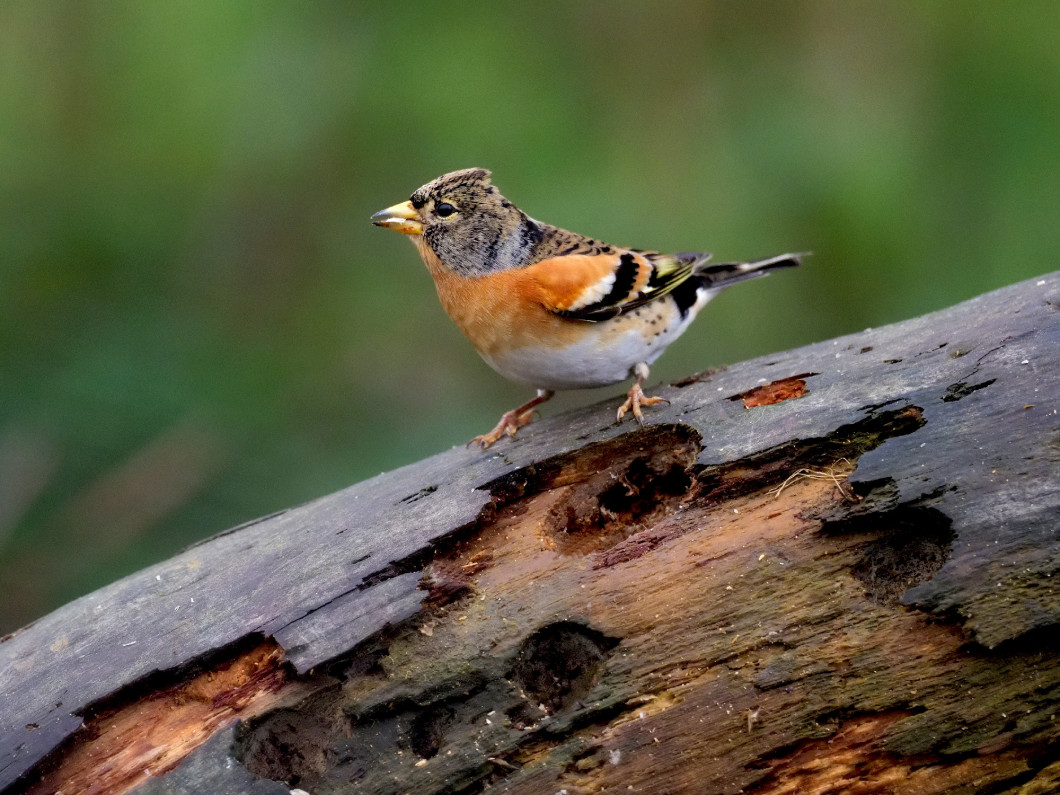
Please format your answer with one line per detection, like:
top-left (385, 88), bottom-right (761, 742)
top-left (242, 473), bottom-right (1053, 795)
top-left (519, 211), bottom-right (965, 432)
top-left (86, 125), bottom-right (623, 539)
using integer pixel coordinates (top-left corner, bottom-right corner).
top-left (372, 168), bottom-right (541, 274)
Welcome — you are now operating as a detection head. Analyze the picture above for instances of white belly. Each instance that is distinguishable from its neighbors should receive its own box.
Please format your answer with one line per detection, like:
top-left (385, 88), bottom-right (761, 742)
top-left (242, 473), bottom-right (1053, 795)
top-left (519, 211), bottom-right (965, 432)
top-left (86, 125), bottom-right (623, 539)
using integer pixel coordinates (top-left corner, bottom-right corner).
top-left (481, 335), bottom-right (652, 389)
top-left (480, 292), bottom-right (713, 390)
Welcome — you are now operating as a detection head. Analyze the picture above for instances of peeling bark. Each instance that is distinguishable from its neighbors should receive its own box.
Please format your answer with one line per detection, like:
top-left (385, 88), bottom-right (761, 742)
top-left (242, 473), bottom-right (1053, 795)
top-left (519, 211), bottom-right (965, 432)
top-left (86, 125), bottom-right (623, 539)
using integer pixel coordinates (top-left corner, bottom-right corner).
top-left (2, 273), bottom-right (1059, 795)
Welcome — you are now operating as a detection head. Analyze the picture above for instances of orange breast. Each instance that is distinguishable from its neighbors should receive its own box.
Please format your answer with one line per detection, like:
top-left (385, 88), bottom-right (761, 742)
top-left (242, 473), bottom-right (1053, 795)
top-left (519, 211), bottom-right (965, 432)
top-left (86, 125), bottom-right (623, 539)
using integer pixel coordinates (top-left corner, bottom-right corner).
top-left (414, 240), bottom-right (587, 357)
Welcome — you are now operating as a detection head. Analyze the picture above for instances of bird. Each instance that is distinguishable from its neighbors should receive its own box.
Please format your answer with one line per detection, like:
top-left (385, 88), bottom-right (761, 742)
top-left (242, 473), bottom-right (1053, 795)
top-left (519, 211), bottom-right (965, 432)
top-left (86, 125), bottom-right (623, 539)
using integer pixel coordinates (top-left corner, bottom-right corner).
top-left (372, 168), bottom-right (801, 448)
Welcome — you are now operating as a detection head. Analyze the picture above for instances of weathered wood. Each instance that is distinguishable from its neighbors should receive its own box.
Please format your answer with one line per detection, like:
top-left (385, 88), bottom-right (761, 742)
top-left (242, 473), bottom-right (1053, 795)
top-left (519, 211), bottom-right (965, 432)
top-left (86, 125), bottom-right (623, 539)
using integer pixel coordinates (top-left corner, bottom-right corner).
top-left (2, 272), bottom-right (1058, 794)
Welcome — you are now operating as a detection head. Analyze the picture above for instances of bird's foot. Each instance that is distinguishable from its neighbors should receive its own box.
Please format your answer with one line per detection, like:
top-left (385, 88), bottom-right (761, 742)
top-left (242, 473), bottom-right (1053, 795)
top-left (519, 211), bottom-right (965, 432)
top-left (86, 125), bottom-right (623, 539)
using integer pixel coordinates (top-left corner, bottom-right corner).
top-left (471, 407), bottom-right (538, 449)
top-left (616, 383), bottom-right (669, 425)
top-left (470, 390), bottom-right (554, 449)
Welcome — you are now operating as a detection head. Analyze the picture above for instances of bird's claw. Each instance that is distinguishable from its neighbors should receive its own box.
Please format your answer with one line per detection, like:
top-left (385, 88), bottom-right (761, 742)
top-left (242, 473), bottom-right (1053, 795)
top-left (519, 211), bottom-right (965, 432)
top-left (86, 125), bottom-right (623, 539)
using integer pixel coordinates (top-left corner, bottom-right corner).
top-left (469, 408), bottom-right (538, 449)
top-left (616, 384), bottom-right (668, 425)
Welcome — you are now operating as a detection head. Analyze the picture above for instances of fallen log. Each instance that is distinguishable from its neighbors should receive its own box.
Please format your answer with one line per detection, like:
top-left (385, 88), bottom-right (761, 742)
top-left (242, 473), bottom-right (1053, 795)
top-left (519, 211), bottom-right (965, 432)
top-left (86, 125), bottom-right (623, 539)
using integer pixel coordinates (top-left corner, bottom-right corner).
top-left (2, 272), bottom-right (1058, 795)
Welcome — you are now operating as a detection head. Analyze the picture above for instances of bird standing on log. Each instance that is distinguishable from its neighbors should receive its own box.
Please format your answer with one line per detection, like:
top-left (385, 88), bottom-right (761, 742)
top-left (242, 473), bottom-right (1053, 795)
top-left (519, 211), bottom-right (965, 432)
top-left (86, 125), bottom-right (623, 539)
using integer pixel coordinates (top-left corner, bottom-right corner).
top-left (373, 168), bottom-right (801, 448)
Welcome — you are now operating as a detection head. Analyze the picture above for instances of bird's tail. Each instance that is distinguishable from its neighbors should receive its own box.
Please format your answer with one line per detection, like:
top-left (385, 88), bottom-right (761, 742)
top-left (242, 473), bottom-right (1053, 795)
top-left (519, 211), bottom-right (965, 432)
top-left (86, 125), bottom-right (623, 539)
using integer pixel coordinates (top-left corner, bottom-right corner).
top-left (693, 252), bottom-right (805, 290)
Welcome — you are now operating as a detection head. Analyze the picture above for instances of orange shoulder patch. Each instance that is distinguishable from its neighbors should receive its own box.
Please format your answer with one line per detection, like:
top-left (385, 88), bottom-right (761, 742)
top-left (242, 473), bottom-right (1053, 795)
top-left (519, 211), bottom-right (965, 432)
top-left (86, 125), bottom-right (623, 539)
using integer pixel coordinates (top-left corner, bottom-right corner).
top-left (524, 253), bottom-right (650, 313)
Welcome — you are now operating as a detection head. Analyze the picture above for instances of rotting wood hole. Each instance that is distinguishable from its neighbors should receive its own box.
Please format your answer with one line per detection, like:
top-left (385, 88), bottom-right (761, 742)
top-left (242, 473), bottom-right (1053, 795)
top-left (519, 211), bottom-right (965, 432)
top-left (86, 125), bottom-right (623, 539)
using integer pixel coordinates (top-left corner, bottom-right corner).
top-left (822, 502), bottom-right (955, 604)
top-left (508, 621), bottom-right (620, 717)
top-left (545, 449), bottom-right (697, 556)
top-left (235, 700), bottom-right (334, 787)
top-left (409, 704), bottom-right (456, 758)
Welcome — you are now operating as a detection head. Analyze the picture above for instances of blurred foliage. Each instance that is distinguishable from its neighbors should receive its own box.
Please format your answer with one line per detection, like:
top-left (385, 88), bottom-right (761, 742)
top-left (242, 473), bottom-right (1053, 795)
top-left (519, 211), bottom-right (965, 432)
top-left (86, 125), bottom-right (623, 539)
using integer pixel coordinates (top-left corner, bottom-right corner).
top-left (1, 1), bottom-right (1058, 632)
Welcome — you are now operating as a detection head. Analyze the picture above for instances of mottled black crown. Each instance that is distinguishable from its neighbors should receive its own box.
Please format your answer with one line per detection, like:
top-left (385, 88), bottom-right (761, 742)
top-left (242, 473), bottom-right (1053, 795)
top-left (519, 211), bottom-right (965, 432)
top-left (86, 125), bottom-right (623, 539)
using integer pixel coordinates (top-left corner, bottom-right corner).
top-left (411, 168), bottom-right (493, 209)
top-left (410, 168), bottom-right (546, 275)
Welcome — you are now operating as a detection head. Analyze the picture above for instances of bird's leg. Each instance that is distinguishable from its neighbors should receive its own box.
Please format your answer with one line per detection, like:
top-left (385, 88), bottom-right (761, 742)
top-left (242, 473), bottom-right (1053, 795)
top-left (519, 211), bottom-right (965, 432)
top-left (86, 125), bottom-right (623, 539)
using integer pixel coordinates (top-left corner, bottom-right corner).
top-left (472, 389), bottom-right (555, 449)
top-left (616, 362), bottom-right (669, 424)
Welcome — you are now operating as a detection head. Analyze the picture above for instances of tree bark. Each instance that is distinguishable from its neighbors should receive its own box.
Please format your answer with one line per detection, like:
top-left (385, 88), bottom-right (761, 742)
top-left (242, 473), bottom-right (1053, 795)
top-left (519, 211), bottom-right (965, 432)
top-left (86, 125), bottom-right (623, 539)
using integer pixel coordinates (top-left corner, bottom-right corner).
top-left (2, 273), bottom-right (1059, 795)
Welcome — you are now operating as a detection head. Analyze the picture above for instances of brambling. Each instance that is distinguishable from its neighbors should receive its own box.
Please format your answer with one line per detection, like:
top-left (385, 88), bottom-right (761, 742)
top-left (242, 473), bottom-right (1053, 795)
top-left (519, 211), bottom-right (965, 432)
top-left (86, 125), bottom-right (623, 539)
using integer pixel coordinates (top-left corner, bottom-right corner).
top-left (372, 168), bottom-right (801, 448)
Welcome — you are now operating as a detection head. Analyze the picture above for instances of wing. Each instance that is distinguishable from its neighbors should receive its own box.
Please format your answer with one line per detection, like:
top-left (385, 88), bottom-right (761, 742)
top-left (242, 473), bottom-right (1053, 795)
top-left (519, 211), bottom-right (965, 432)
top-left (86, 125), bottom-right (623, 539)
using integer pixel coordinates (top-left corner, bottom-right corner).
top-left (525, 250), bottom-right (710, 322)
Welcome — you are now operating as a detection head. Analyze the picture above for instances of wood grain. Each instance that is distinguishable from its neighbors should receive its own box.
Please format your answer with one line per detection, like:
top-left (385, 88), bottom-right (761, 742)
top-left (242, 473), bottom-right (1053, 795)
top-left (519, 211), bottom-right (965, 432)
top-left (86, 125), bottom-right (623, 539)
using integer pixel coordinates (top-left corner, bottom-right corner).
top-left (2, 272), bottom-right (1058, 794)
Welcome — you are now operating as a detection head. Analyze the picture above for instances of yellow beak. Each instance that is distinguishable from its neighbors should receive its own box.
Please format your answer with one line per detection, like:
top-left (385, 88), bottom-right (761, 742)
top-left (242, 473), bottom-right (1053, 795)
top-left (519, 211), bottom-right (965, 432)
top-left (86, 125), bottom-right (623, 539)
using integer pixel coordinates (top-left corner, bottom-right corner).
top-left (371, 200), bottom-right (423, 235)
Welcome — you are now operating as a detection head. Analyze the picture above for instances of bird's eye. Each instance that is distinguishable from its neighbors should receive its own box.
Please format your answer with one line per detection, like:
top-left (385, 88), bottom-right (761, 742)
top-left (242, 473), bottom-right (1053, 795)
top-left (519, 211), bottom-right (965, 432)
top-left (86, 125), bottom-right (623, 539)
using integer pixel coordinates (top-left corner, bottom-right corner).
top-left (435, 201), bottom-right (458, 218)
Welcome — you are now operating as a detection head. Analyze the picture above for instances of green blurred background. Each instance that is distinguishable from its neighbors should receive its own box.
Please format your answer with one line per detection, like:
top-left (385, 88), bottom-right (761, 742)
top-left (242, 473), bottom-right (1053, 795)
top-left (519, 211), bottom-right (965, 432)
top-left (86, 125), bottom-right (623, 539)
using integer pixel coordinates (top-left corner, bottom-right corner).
top-left (2, 1), bottom-right (1058, 633)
